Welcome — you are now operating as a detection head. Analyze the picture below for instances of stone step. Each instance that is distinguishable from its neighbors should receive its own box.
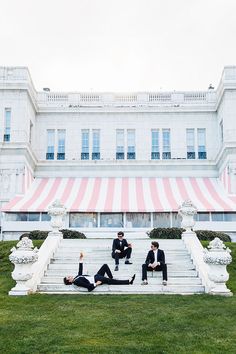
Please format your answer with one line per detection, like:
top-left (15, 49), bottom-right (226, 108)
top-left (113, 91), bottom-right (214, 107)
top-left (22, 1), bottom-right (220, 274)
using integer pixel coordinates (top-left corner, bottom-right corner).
top-left (60, 239), bottom-right (184, 246)
top-left (47, 263), bottom-right (196, 271)
top-left (41, 276), bottom-right (202, 285)
top-left (45, 269), bottom-right (198, 277)
top-left (50, 258), bottom-right (193, 265)
top-left (37, 283), bottom-right (205, 294)
top-left (55, 249), bottom-right (188, 258)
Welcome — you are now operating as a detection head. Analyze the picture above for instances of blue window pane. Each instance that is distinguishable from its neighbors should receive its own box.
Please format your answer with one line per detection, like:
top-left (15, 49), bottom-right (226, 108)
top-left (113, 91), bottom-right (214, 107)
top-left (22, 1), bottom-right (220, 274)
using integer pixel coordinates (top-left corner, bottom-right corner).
top-left (46, 152), bottom-right (54, 160)
top-left (92, 152), bottom-right (100, 160)
top-left (127, 152), bottom-right (135, 159)
top-left (81, 152), bottom-right (89, 160)
top-left (116, 152), bottom-right (124, 160)
top-left (151, 152), bottom-right (160, 160)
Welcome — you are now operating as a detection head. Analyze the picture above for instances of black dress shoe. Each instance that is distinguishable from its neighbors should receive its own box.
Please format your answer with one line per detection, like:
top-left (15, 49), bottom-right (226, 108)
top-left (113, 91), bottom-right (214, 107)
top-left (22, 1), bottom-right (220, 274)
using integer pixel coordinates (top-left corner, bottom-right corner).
top-left (114, 265), bottom-right (119, 271)
top-left (125, 260), bottom-right (132, 265)
top-left (129, 274), bottom-right (136, 284)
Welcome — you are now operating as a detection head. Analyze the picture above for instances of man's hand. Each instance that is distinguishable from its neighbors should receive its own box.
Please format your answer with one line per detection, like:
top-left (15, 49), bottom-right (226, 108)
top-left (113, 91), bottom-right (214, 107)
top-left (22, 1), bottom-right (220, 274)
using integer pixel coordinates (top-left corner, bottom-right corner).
top-left (128, 243), bottom-right (132, 248)
top-left (148, 263), bottom-right (156, 269)
top-left (95, 280), bottom-right (102, 286)
top-left (79, 252), bottom-right (84, 261)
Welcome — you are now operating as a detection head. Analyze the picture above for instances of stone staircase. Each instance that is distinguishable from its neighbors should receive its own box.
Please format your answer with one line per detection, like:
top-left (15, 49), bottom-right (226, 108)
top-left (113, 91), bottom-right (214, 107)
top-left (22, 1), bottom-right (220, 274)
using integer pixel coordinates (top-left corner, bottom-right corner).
top-left (37, 238), bottom-right (205, 294)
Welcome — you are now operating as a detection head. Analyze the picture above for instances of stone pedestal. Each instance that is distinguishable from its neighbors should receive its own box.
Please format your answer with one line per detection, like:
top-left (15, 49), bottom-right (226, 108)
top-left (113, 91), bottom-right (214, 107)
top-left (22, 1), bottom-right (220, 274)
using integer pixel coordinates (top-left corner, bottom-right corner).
top-left (203, 238), bottom-right (232, 296)
top-left (9, 237), bottom-right (38, 295)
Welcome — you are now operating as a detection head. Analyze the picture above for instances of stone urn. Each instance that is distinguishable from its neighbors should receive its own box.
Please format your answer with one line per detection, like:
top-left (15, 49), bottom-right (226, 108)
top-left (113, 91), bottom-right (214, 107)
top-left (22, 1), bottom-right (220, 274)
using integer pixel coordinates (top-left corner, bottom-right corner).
top-left (178, 200), bottom-right (197, 232)
top-left (203, 237), bottom-right (232, 295)
top-left (9, 237), bottom-right (38, 295)
top-left (47, 199), bottom-right (67, 235)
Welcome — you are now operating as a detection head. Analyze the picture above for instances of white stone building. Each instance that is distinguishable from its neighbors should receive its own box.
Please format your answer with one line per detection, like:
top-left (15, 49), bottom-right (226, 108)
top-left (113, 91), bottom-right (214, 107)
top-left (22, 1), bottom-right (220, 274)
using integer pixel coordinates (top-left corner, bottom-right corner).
top-left (0, 66), bottom-right (236, 240)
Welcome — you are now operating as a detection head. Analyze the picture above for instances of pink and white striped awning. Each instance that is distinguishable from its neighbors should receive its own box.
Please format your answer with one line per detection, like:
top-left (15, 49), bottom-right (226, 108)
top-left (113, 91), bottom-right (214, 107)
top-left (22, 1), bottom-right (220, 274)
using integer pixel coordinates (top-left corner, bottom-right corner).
top-left (2, 177), bottom-right (236, 213)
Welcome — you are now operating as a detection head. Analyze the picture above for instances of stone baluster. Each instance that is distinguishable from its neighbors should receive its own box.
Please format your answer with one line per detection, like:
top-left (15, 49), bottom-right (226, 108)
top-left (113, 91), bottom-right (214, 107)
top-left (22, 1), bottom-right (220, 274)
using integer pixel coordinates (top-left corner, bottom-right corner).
top-left (9, 237), bottom-right (38, 295)
top-left (47, 199), bottom-right (67, 237)
top-left (203, 238), bottom-right (232, 296)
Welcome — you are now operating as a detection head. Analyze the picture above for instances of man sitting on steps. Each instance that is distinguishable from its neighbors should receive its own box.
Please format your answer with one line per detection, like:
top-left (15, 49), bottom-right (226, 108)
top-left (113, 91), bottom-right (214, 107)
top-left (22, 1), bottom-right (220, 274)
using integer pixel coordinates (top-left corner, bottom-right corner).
top-left (64, 252), bottom-right (135, 292)
top-left (111, 231), bottom-right (133, 271)
top-left (141, 241), bottom-right (168, 286)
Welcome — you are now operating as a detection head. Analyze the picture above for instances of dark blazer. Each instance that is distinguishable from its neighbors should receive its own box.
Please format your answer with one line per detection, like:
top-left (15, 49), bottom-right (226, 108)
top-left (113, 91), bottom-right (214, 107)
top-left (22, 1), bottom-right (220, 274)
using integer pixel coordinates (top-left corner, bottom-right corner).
top-left (145, 249), bottom-right (166, 265)
top-left (112, 238), bottom-right (129, 252)
top-left (72, 263), bottom-right (95, 292)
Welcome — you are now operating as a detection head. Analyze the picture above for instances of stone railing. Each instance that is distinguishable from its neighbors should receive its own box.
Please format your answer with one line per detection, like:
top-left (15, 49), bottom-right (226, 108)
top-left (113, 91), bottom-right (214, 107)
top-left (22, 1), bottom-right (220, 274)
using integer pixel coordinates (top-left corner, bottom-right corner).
top-left (178, 200), bottom-right (232, 296)
top-left (9, 200), bottom-right (67, 295)
top-left (36, 90), bottom-right (216, 108)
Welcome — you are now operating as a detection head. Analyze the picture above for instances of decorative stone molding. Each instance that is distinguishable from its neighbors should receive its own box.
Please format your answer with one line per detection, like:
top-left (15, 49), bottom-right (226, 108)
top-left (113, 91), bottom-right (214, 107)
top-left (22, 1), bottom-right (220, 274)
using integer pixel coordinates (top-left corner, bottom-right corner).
top-left (47, 199), bottom-right (66, 236)
top-left (9, 237), bottom-right (38, 295)
top-left (203, 237), bottom-right (232, 295)
top-left (178, 199), bottom-right (197, 232)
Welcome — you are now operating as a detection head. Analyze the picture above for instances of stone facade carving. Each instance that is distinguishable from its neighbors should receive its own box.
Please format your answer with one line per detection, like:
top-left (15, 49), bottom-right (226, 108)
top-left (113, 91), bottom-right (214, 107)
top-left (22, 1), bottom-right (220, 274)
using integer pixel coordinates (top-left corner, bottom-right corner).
top-left (9, 236), bottom-right (39, 295)
top-left (178, 200), bottom-right (197, 232)
top-left (203, 237), bottom-right (232, 295)
top-left (47, 199), bottom-right (66, 235)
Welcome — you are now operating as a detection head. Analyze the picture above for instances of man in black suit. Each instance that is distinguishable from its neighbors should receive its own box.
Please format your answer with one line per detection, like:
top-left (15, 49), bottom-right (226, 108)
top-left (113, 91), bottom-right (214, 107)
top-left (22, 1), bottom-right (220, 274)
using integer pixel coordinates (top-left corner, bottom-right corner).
top-left (141, 241), bottom-right (168, 285)
top-left (64, 253), bottom-right (135, 292)
top-left (112, 231), bottom-right (132, 271)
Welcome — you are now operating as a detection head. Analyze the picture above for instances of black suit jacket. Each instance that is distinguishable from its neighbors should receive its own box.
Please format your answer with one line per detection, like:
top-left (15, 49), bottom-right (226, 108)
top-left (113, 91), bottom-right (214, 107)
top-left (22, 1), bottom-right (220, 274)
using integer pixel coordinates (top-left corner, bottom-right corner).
top-left (112, 238), bottom-right (129, 252)
top-left (72, 263), bottom-right (95, 292)
top-left (145, 249), bottom-right (166, 265)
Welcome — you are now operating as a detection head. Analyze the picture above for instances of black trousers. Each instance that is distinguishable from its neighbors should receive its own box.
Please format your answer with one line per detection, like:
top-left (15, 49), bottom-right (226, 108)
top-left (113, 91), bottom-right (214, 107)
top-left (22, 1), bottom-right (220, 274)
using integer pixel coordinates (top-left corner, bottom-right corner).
top-left (94, 264), bottom-right (129, 285)
top-left (111, 248), bottom-right (132, 265)
top-left (142, 263), bottom-right (168, 281)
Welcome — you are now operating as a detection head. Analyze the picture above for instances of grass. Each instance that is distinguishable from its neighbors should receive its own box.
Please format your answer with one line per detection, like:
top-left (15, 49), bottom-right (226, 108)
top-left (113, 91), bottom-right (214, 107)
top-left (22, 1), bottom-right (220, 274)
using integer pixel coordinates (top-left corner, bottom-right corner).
top-left (0, 240), bottom-right (236, 354)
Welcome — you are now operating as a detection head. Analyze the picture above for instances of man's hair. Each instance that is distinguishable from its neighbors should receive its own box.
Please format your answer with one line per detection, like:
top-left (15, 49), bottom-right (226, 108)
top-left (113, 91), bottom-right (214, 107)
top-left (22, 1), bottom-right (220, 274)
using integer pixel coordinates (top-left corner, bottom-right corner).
top-left (117, 231), bottom-right (124, 237)
top-left (63, 277), bottom-right (71, 285)
top-left (151, 241), bottom-right (159, 249)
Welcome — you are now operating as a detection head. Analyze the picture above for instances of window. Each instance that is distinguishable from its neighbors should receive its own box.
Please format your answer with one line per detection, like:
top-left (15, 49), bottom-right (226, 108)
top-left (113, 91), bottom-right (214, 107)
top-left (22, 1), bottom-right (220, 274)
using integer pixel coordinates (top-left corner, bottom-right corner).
top-left (57, 129), bottom-right (65, 160)
top-left (46, 130), bottom-right (55, 160)
top-left (127, 129), bottom-right (135, 159)
top-left (126, 213), bottom-right (151, 227)
top-left (4, 108), bottom-right (11, 142)
top-left (172, 213), bottom-right (182, 227)
top-left (162, 129), bottom-right (171, 159)
top-left (92, 129), bottom-right (100, 160)
top-left (69, 213), bottom-right (97, 227)
top-left (153, 213), bottom-right (170, 227)
top-left (194, 212), bottom-right (210, 221)
top-left (151, 130), bottom-right (160, 159)
top-left (28, 213), bottom-right (40, 221)
top-left (100, 213), bottom-right (123, 227)
top-left (81, 129), bottom-right (89, 160)
top-left (197, 128), bottom-right (206, 159)
top-left (211, 212), bottom-right (236, 222)
top-left (186, 129), bottom-right (195, 159)
top-left (5, 212), bottom-right (40, 221)
top-left (41, 213), bottom-right (51, 221)
top-left (116, 129), bottom-right (124, 160)
top-left (211, 213), bottom-right (224, 222)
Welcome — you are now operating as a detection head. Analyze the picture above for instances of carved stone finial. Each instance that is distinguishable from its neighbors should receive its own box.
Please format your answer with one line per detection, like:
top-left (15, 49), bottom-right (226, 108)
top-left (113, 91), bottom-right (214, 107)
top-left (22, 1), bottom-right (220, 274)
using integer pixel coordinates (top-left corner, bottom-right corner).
top-left (178, 200), bottom-right (197, 231)
top-left (47, 200), bottom-right (66, 235)
top-left (9, 236), bottom-right (39, 295)
top-left (203, 237), bottom-right (232, 295)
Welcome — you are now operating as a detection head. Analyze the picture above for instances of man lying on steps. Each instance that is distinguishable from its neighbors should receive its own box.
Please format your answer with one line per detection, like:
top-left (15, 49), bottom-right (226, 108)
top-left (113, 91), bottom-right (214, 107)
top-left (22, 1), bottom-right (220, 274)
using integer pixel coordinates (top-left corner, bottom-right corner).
top-left (64, 252), bottom-right (136, 292)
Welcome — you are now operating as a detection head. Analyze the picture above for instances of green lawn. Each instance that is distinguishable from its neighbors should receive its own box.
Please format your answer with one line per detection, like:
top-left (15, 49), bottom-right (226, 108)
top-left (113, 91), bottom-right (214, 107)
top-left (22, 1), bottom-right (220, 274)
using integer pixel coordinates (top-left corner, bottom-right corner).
top-left (0, 241), bottom-right (236, 354)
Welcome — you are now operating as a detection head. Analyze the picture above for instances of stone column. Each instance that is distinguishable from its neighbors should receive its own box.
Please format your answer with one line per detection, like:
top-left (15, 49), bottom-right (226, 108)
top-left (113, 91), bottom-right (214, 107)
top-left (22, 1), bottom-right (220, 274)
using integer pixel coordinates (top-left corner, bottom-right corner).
top-left (9, 237), bottom-right (38, 295)
top-left (203, 237), bottom-right (232, 296)
top-left (47, 199), bottom-right (67, 237)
